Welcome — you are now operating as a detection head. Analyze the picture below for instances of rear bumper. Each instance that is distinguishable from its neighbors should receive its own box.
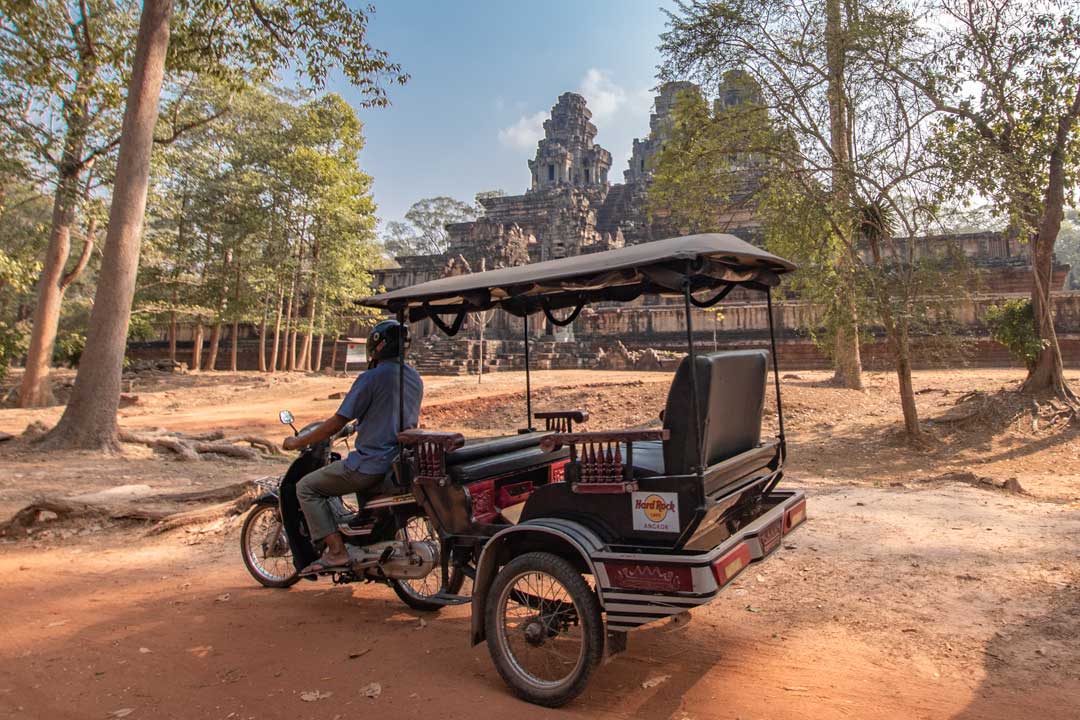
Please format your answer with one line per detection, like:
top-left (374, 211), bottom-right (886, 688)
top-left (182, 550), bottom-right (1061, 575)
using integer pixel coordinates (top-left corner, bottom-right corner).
top-left (591, 489), bottom-right (806, 632)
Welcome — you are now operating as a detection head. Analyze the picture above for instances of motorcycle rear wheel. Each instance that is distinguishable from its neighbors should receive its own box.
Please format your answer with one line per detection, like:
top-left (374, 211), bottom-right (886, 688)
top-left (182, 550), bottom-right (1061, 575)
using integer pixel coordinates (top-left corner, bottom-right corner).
top-left (241, 501), bottom-right (300, 588)
top-left (391, 515), bottom-right (466, 611)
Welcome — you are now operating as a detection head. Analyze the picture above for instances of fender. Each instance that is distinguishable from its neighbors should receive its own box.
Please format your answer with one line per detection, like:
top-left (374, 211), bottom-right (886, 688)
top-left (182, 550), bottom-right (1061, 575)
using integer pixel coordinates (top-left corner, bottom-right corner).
top-left (253, 491), bottom-right (279, 505)
top-left (470, 518), bottom-right (606, 645)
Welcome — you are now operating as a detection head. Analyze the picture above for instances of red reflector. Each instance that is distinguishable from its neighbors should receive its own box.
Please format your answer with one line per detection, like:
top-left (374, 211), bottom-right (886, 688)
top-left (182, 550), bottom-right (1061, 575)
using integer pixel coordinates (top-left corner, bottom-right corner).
top-left (469, 479), bottom-right (496, 523)
top-left (784, 499), bottom-right (807, 533)
top-left (603, 562), bottom-right (693, 592)
top-left (549, 459), bottom-right (569, 483)
top-left (711, 542), bottom-right (751, 588)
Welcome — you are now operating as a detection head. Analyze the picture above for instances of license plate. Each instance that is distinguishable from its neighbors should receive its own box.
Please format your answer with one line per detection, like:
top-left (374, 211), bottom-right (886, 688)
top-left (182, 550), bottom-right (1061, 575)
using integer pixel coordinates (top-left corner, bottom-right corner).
top-left (759, 518), bottom-right (783, 556)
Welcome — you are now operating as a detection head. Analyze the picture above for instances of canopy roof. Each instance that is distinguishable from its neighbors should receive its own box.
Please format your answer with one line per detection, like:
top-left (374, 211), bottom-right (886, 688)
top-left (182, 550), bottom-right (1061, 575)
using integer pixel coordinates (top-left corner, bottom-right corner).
top-left (360, 233), bottom-right (796, 323)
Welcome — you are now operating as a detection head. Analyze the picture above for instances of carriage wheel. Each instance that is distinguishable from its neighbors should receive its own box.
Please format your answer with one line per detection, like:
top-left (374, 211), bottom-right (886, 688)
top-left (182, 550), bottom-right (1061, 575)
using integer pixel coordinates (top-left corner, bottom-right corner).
top-left (485, 552), bottom-right (604, 707)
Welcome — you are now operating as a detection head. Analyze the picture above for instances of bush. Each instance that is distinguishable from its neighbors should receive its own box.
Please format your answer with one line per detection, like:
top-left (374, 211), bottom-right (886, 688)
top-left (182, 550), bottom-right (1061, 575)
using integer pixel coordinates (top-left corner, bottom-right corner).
top-left (984, 299), bottom-right (1046, 370)
top-left (0, 320), bottom-right (28, 383)
top-left (54, 331), bottom-right (86, 368)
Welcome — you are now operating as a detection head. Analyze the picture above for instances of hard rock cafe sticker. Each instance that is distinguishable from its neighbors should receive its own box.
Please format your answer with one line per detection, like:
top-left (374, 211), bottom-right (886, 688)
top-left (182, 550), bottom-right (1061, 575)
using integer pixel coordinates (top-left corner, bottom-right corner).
top-left (631, 491), bottom-right (679, 532)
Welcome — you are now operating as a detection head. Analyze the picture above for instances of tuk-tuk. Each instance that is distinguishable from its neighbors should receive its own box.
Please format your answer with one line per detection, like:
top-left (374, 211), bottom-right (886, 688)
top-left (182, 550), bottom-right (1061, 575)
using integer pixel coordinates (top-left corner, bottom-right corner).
top-left (359, 232), bottom-right (807, 706)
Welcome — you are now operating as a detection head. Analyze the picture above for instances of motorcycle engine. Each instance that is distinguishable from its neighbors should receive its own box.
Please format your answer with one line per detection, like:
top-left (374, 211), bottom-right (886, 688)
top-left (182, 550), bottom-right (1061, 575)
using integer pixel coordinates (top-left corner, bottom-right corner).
top-left (349, 540), bottom-right (438, 580)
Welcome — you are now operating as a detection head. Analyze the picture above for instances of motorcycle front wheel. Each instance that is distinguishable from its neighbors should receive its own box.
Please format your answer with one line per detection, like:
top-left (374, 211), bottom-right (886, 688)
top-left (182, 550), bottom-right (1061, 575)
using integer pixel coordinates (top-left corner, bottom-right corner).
top-left (241, 501), bottom-right (300, 588)
top-left (391, 515), bottom-right (466, 611)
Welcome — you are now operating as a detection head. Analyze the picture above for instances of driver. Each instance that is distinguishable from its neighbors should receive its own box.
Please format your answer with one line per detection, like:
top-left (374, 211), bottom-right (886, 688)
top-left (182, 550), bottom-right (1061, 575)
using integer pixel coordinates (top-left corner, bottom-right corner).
top-left (282, 319), bottom-right (422, 574)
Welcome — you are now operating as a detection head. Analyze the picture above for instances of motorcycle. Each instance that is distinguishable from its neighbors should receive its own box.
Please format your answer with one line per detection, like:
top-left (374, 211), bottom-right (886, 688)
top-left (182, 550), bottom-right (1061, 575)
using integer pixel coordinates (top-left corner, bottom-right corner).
top-left (239, 409), bottom-right (464, 611)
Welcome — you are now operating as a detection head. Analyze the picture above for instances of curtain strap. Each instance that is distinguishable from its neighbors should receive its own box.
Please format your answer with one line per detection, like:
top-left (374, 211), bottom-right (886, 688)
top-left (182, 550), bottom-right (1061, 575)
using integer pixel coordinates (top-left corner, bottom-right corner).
top-left (423, 304), bottom-right (467, 336)
top-left (540, 298), bottom-right (585, 327)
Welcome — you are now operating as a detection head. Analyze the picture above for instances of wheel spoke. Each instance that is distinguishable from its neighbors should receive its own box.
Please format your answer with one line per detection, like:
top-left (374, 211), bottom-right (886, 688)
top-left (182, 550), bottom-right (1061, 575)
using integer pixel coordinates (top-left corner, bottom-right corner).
top-left (245, 506), bottom-right (294, 583)
top-left (497, 569), bottom-right (586, 688)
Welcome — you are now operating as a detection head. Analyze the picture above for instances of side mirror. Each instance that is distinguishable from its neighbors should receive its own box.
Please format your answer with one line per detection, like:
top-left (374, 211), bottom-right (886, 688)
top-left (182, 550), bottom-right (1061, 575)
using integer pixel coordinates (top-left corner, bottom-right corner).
top-left (279, 410), bottom-right (295, 425)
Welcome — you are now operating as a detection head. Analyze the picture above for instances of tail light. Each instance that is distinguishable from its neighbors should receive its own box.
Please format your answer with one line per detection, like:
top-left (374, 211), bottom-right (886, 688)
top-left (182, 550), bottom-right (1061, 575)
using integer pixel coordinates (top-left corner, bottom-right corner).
top-left (711, 542), bottom-right (751, 588)
top-left (784, 499), bottom-right (807, 533)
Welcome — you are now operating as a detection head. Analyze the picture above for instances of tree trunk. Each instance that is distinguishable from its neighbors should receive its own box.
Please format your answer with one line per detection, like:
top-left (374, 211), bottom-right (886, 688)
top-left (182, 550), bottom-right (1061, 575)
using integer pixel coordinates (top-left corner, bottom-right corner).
top-left (168, 309), bottom-right (177, 363)
top-left (1020, 103), bottom-right (1077, 401)
top-left (257, 294), bottom-right (269, 373)
top-left (17, 32), bottom-right (97, 408)
top-left (298, 298), bottom-right (312, 371)
top-left (230, 319), bottom-right (239, 371)
top-left (894, 320), bottom-right (922, 439)
top-left (314, 333), bottom-right (324, 372)
top-left (329, 336), bottom-right (339, 372)
top-left (280, 290), bottom-right (294, 371)
top-left (204, 322), bottom-right (221, 371)
top-left (287, 292), bottom-right (299, 371)
top-left (269, 284), bottom-right (284, 373)
top-left (824, 0), bottom-right (863, 390)
top-left (191, 322), bottom-right (204, 371)
top-left (41, 0), bottom-right (174, 451)
top-left (19, 159), bottom-right (85, 408)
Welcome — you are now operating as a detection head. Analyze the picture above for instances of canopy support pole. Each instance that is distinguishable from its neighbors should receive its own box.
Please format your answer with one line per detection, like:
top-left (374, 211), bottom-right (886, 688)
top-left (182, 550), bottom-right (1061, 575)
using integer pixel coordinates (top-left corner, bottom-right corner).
top-left (767, 288), bottom-right (786, 460)
top-left (523, 312), bottom-right (533, 432)
top-left (683, 273), bottom-right (704, 474)
top-left (396, 310), bottom-right (406, 435)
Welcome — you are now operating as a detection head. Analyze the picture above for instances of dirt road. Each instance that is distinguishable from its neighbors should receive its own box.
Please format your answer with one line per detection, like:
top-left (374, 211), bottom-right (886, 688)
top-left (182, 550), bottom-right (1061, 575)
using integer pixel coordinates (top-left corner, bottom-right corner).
top-left (1, 482), bottom-right (1077, 720)
top-left (1, 368), bottom-right (1078, 718)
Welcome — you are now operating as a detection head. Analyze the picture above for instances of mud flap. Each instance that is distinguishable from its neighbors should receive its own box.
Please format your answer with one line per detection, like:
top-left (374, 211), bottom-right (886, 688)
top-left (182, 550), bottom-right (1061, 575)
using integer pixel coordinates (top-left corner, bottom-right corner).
top-left (604, 629), bottom-right (628, 664)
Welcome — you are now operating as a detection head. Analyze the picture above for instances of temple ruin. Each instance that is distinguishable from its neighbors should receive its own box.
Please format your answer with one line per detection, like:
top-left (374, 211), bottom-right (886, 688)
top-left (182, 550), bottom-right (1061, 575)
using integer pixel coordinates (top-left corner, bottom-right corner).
top-left (132, 81), bottom-right (1076, 373)
top-left (370, 80), bottom-right (1076, 375)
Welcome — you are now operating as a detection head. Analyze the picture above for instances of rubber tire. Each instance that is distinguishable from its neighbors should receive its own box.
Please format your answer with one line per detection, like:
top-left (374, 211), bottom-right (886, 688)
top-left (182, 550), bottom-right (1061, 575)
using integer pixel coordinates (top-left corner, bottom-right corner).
top-left (390, 514), bottom-right (467, 611)
top-left (240, 501), bottom-right (300, 589)
top-left (485, 552), bottom-right (604, 707)
top-left (392, 563), bottom-right (466, 611)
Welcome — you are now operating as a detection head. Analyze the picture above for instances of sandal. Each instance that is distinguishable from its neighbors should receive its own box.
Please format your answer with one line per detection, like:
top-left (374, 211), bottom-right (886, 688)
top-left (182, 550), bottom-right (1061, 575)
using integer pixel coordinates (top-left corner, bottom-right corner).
top-left (299, 556), bottom-right (351, 576)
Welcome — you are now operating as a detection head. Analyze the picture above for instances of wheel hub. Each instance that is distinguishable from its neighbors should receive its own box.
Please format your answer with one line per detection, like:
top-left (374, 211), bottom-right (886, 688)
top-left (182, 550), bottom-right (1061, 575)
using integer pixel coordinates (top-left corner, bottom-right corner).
top-left (523, 618), bottom-right (547, 646)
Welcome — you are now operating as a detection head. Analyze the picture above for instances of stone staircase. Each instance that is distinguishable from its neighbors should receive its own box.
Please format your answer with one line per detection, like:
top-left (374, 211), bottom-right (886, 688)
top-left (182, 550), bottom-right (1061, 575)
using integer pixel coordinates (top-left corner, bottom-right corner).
top-left (412, 338), bottom-right (473, 376)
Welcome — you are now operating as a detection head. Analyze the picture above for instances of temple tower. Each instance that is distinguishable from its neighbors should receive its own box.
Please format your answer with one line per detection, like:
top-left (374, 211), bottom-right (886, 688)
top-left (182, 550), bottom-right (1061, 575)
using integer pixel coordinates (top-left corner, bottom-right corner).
top-left (625, 81), bottom-right (700, 183)
top-left (528, 93), bottom-right (612, 191)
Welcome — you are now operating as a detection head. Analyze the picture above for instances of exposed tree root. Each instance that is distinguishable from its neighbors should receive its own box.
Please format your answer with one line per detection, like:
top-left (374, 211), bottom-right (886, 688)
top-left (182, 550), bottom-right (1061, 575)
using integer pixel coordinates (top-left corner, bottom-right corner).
top-left (933, 387), bottom-right (1079, 433)
top-left (0, 481), bottom-right (258, 537)
top-left (116, 428), bottom-right (281, 461)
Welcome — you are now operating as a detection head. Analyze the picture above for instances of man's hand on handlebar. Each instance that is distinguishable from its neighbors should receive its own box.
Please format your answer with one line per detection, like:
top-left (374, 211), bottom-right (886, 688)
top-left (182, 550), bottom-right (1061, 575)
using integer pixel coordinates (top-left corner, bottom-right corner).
top-left (281, 414), bottom-right (351, 452)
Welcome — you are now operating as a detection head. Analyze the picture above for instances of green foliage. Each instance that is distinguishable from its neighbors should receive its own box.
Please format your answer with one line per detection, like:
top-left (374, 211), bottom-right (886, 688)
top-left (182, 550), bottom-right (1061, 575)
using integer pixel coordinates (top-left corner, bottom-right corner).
top-left (1058, 213), bottom-right (1080, 289)
top-left (53, 331), bottom-right (85, 368)
top-left (985, 299), bottom-right (1047, 370)
top-left (923, 2), bottom-right (1080, 234)
top-left (382, 196), bottom-right (477, 257)
top-left (138, 84), bottom-right (382, 349)
top-left (0, 320), bottom-right (27, 383)
top-left (0, 178), bottom-right (50, 382)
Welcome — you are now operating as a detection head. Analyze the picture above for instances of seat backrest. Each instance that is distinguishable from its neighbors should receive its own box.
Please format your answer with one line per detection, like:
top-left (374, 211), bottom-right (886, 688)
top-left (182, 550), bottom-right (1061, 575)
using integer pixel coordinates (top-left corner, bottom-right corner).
top-left (663, 350), bottom-right (768, 475)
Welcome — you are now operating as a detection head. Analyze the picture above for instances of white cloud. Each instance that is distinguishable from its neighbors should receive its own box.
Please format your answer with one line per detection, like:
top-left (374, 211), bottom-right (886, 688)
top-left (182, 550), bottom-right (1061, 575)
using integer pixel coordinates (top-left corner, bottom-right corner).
top-left (497, 111), bottom-right (547, 150)
top-left (579, 68), bottom-right (627, 122)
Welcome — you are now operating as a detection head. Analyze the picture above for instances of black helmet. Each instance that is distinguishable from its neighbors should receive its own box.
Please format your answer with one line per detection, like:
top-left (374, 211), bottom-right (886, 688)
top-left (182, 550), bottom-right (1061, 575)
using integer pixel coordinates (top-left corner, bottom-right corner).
top-left (367, 319), bottom-right (407, 367)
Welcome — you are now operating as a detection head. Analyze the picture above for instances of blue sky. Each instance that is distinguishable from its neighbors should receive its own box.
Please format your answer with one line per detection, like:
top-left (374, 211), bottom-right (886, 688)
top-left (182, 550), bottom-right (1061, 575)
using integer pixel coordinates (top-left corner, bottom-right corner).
top-left (329, 1), bottom-right (671, 231)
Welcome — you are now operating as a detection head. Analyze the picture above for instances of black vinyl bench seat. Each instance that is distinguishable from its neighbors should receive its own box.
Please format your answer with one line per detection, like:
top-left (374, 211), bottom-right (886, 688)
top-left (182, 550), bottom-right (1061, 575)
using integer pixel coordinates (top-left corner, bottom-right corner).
top-left (446, 432), bottom-right (568, 483)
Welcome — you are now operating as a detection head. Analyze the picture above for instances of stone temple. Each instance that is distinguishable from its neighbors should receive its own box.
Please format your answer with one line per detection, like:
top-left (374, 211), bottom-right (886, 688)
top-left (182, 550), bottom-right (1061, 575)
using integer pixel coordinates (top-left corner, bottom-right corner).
top-left (128, 80), bottom-right (1075, 372)
top-left (369, 82), bottom-right (1079, 375)
top-left (378, 80), bottom-right (762, 297)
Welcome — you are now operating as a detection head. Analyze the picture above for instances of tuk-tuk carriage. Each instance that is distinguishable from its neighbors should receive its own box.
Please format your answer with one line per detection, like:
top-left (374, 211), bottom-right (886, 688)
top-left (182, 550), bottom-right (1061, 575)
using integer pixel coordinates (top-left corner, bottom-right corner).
top-left (357, 232), bottom-right (807, 707)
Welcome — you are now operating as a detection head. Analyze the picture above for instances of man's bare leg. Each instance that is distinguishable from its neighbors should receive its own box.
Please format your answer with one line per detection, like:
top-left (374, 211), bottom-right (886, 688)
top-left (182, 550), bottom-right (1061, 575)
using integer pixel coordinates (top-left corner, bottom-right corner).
top-left (320, 532), bottom-right (349, 565)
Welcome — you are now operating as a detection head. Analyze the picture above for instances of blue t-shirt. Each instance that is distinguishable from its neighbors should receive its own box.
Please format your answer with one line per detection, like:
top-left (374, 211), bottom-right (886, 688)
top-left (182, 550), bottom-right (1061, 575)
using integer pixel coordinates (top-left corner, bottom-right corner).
top-left (336, 360), bottom-right (423, 475)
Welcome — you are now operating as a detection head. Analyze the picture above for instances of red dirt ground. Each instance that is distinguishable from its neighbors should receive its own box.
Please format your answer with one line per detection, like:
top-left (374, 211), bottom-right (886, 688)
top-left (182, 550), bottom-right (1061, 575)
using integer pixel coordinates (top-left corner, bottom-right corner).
top-left (1, 367), bottom-right (1078, 719)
